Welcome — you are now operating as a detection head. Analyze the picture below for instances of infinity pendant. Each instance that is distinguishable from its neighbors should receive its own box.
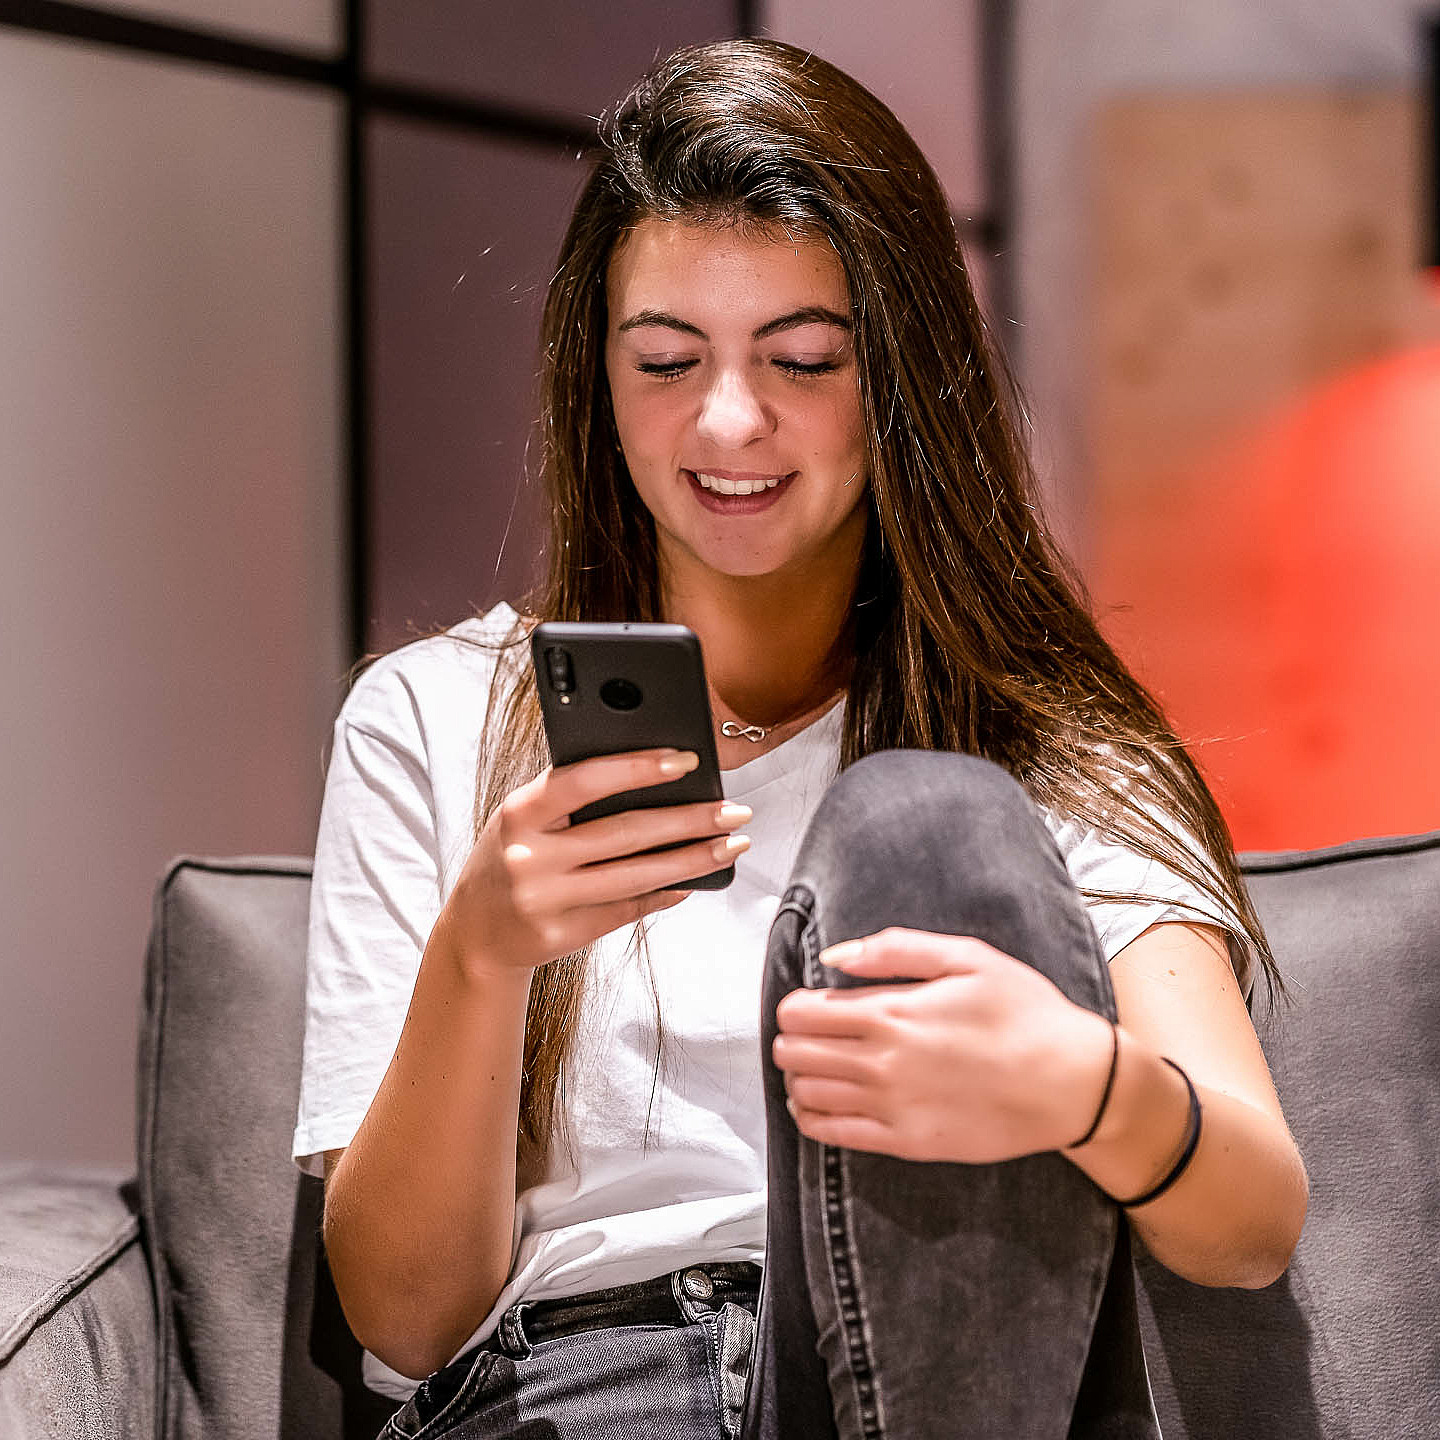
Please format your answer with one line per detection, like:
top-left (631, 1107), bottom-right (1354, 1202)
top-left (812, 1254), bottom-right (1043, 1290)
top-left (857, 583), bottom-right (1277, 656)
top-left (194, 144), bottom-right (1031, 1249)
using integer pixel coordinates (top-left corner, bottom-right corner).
top-left (720, 721), bottom-right (769, 743)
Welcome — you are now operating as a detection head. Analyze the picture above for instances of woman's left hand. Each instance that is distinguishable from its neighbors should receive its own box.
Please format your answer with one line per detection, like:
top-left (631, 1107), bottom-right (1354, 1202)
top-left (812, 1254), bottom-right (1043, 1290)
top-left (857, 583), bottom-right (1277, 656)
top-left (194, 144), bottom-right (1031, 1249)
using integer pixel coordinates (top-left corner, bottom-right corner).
top-left (772, 927), bottom-right (1114, 1163)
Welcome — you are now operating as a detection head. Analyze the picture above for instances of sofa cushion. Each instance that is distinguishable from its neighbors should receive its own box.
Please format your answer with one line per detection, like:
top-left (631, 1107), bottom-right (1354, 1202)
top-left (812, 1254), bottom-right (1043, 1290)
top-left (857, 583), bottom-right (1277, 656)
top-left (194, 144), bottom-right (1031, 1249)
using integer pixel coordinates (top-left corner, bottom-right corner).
top-left (0, 1170), bottom-right (154, 1440)
top-left (139, 857), bottom-right (391, 1440)
top-left (1138, 829), bottom-right (1440, 1440)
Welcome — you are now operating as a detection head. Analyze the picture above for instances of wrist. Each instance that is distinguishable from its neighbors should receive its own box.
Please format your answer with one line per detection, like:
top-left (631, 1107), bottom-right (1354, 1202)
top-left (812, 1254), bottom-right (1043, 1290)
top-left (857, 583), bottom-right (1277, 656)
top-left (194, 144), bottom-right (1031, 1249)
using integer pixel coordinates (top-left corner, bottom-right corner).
top-left (1054, 1008), bottom-right (1119, 1151)
top-left (429, 904), bottom-right (537, 997)
top-left (1063, 1029), bottom-right (1194, 1199)
top-left (1064, 1012), bottom-right (1119, 1149)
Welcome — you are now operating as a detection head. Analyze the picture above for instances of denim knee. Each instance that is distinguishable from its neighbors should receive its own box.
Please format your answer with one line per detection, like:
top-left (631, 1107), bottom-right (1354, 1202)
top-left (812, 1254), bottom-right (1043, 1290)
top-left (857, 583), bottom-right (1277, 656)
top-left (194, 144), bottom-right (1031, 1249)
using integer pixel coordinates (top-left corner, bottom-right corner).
top-left (797, 749), bottom-right (1047, 878)
top-left (785, 749), bottom-right (1111, 1012)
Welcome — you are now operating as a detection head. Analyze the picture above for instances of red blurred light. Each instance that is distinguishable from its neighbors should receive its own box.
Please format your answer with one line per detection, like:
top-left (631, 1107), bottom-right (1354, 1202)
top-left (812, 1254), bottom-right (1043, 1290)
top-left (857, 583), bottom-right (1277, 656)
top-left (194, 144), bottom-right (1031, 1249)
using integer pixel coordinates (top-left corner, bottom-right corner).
top-left (1102, 346), bottom-right (1440, 850)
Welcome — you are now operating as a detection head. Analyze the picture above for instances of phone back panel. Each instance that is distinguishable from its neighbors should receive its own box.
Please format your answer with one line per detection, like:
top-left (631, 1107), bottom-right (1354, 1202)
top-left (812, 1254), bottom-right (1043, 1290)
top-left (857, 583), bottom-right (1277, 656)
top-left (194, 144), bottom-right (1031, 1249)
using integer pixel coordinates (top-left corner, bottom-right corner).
top-left (531, 622), bottom-right (731, 888)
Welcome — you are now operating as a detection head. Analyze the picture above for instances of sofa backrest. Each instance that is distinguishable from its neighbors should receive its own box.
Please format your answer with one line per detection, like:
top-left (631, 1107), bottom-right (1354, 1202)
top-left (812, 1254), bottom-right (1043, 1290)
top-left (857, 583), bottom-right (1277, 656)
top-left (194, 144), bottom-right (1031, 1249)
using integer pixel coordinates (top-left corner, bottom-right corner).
top-left (1137, 830), bottom-right (1440, 1439)
top-left (138, 857), bottom-right (390, 1440)
top-left (139, 836), bottom-right (1440, 1440)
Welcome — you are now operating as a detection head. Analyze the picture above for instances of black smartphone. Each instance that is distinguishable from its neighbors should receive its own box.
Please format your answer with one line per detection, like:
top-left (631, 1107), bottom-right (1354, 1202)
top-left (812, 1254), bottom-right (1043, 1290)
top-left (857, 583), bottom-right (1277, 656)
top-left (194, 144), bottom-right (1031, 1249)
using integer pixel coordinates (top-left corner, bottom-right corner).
top-left (531, 621), bottom-right (734, 890)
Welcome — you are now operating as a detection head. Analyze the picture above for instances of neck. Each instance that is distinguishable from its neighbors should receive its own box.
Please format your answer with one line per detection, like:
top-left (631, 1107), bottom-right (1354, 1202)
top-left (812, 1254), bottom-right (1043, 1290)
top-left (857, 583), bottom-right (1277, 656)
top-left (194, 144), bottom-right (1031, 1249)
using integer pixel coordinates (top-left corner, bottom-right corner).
top-left (659, 546), bottom-right (861, 729)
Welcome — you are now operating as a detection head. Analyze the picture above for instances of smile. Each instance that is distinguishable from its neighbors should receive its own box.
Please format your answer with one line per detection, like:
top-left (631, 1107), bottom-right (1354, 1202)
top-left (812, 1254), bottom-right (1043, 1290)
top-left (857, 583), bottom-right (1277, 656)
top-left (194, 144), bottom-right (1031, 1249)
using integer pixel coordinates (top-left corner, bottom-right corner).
top-left (692, 470), bottom-right (788, 496)
top-left (683, 468), bottom-right (796, 515)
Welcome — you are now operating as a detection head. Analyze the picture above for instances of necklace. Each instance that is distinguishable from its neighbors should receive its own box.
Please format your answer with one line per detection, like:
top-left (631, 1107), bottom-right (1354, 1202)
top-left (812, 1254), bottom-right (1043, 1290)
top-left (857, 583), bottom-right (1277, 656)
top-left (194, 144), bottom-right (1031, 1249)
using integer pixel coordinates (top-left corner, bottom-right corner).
top-left (715, 669), bottom-right (848, 747)
top-left (720, 721), bottom-right (770, 743)
top-left (719, 688), bottom-right (843, 745)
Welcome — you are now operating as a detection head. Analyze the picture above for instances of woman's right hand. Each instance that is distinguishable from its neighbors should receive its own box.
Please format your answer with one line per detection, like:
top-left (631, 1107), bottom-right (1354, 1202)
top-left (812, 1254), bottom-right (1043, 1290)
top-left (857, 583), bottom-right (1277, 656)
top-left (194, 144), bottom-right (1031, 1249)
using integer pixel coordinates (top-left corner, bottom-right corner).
top-left (443, 748), bottom-right (751, 975)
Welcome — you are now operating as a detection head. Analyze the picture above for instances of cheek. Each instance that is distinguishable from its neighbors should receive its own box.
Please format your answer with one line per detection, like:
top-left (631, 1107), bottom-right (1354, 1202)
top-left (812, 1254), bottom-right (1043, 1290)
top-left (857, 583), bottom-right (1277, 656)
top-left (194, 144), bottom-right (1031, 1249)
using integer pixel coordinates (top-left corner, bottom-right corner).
top-left (612, 385), bottom-right (680, 457)
top-left (817, 389), bottom-right (867, 467)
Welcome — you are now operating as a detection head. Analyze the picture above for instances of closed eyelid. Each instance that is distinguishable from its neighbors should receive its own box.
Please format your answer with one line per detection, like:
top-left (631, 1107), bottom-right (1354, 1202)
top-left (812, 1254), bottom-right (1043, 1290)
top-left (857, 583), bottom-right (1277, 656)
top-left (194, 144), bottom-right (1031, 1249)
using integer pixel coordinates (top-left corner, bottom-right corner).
top-left (772, 344), bottom-right (848, 360)
top-left (627, 338), bottom-right (849, 359)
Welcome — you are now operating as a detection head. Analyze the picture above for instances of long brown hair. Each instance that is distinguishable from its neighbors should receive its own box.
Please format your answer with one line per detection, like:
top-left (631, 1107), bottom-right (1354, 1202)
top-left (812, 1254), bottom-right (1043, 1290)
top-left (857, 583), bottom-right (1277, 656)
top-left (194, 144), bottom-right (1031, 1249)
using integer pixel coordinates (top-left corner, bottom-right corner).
top-left (471, 37), bottom-right (1276, 1162)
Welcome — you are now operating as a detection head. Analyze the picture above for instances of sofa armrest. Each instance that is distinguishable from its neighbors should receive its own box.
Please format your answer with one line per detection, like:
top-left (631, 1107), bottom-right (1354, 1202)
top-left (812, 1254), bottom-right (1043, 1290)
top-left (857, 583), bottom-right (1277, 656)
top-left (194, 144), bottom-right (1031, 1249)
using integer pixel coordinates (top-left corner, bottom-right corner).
top-left (0, 1168), bottom-right (156, 1439)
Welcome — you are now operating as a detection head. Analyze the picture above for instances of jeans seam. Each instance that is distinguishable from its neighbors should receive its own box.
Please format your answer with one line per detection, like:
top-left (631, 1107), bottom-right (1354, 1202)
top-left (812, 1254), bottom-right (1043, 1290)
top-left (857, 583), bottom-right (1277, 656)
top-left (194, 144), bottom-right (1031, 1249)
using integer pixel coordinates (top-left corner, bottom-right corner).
top-left (803, 910), bottom-right (885, 1440)
top-left (685, 1308), bottom-right (727, 1437)
top-left (823, 1145), bottom-right (884, 1439)
top-left (775, 884), bottom-right (816, 928)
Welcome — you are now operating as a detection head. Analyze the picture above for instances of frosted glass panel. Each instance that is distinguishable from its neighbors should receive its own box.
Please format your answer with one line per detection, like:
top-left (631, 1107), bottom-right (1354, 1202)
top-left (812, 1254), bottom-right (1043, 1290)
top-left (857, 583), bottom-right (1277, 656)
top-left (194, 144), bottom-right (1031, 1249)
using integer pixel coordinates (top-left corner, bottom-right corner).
top-left (368, 118), bottom-right (588, 649)
top-left (0, 31), bottom-right (344, 1167)
top-left (764, 0), bottom-right (987, 212)
top-left (368, 0), bottom-right (735, 119)
top-left (97, 0), bottom-right (338, 53)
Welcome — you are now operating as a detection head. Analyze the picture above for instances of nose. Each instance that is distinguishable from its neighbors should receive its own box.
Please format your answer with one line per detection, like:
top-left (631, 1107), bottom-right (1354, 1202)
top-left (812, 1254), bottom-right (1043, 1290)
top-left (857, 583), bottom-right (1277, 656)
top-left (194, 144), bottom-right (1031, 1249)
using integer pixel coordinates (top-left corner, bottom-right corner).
top-left (695, 367), bottom-right (774, 448)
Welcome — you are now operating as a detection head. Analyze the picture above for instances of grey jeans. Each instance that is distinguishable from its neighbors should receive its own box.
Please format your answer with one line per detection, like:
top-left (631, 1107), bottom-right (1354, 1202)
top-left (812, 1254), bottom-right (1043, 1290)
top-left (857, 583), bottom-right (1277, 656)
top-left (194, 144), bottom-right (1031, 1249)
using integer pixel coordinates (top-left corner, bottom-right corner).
top-left (742, 750), bottom-right (1160, 1439)
top-left (382, 751), bottom-right (1161, 1439)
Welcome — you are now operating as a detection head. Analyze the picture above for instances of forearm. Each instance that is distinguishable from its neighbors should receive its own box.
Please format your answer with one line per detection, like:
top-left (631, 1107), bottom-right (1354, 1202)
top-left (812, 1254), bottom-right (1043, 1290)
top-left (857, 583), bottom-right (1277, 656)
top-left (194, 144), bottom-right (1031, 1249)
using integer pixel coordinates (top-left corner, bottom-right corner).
top-left (1063, 1026), bottom-right (1308, 1288)
top-left (323, 909), bottom-right (533, 1379)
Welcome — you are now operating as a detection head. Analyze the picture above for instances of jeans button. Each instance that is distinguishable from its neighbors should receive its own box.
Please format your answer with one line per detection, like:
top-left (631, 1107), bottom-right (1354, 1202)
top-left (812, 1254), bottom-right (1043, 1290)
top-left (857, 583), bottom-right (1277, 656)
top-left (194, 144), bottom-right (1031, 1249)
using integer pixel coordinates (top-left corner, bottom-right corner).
top-left (681, 1267), bottom-right (715, 1301)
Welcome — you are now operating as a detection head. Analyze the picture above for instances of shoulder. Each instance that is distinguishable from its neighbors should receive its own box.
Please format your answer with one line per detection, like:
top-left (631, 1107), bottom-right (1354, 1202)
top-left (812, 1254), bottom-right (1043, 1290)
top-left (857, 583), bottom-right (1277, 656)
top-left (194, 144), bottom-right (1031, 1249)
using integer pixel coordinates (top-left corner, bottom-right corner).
top-left (1039, 762), bottom-right (1256, 995)
top-left (336, 602), bottom-right (526, 753)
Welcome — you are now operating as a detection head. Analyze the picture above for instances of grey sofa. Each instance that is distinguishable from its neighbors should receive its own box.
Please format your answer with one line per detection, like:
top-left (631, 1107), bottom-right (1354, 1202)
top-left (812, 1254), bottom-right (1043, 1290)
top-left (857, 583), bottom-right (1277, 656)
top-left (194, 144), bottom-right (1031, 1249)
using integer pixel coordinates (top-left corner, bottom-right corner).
top-left (1, 836), bottom-right (1437, 1439)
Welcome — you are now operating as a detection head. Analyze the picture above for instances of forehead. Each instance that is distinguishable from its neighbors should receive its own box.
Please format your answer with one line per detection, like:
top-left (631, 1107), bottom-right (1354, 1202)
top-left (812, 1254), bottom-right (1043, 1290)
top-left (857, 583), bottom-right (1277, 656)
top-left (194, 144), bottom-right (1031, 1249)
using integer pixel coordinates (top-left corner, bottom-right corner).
top-left (606, 218), bottom-right (850, 319)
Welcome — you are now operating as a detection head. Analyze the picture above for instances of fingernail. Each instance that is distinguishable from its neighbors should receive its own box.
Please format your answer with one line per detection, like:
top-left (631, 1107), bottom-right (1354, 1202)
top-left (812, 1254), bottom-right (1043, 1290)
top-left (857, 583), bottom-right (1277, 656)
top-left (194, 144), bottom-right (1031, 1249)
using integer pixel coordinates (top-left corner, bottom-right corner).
top-left (820, 939), bottom-right (863, 968)
top-left (658, 751), bottom-right (699, 776)
top-left (785, 1097), bottom-right (798, 1119)
top-left (716, 803), bottom-right (752, 826)
top-left (713, 834), bottom-right (750, 860)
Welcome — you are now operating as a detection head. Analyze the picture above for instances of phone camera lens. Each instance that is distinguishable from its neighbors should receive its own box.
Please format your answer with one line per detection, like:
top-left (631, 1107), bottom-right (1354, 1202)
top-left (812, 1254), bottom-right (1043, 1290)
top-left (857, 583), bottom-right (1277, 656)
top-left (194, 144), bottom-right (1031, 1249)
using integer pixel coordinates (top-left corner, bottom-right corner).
top-left (599, 677), bottom-right (643, 712)
top-left (545, 648), bottom-right (575, 694)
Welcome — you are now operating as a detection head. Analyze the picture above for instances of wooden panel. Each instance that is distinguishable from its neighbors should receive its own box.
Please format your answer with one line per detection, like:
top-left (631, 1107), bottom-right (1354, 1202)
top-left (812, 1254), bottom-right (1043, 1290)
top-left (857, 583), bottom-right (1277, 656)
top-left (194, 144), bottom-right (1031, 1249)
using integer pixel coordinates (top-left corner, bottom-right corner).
top-left (1090, 92), bottom-right (1440, 849)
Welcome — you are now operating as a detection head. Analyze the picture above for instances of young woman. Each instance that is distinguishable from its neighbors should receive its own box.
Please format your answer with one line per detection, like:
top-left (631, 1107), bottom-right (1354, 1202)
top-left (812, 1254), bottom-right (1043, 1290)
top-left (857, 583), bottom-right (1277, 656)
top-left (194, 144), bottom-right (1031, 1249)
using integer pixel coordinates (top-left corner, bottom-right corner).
top-left (294, 37), bottom-right (1307, 1440)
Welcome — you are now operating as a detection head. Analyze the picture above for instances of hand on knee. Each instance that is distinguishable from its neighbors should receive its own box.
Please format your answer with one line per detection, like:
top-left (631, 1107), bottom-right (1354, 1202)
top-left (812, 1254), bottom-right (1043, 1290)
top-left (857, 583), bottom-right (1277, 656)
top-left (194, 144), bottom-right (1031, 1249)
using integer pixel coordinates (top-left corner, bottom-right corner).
top-left (770, 927), bottom-right (1115, 1163)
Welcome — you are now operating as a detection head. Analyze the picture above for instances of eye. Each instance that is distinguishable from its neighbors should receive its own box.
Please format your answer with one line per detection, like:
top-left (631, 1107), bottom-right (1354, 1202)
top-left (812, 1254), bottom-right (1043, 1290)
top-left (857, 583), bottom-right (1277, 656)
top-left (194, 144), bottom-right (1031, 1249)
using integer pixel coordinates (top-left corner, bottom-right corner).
top-left (635, 359), bottom-right (697, 381)
top-left (775, 359), bottom-right (840, 378)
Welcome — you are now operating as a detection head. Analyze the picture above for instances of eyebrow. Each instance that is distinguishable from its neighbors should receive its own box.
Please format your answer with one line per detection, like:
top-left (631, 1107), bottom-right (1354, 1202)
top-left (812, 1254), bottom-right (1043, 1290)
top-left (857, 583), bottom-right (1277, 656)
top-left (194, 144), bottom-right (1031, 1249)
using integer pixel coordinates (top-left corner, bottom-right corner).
top-left (615, 305), bottom-right (853, 341)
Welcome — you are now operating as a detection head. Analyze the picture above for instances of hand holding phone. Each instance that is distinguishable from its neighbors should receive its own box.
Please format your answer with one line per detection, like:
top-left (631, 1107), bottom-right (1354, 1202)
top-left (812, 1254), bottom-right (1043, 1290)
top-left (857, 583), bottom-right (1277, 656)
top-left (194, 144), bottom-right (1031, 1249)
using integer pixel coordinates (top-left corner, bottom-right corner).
top-left (435, 622), bottom-right (747, 980)
top-left (531, 622), bottom-right (737, 890)
top-left (442, 743), bottom-right (749, 979)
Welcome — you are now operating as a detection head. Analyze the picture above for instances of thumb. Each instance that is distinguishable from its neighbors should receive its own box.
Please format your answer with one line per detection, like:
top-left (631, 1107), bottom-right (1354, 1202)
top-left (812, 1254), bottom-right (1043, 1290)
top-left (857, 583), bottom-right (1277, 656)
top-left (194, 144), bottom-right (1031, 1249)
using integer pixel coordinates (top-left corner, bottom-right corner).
top-left (819, 928), bottom-right (986, 980)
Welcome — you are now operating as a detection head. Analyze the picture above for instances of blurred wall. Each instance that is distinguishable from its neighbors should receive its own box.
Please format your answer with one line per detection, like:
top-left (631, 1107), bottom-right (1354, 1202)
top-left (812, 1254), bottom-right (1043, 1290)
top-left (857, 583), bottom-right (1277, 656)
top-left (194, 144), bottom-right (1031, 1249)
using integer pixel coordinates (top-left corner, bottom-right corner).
top-left (0, 3), bottom-right (744, 1173)
top-left (1012, 0), bottom-right (1432, 551)
top-left (1012, 0), bottom-right (1440, 849)
top-left (0, 16), bottom-right (347, 1172)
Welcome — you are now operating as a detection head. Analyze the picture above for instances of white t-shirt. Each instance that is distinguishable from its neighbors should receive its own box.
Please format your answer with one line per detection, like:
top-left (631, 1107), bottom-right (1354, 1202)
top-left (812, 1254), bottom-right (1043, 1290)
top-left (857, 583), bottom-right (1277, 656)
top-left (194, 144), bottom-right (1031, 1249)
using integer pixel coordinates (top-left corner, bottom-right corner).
top-left (292, 603), bottom-right (1245, 1397)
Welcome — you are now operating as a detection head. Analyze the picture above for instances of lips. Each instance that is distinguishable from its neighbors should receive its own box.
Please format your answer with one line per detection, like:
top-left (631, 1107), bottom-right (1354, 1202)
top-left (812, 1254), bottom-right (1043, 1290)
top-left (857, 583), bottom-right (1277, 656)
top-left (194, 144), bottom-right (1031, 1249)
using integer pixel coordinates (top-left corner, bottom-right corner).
top-left (683, 468), bottom-right (796, 513)
top-left (692, 469), bottom-right (788, 496)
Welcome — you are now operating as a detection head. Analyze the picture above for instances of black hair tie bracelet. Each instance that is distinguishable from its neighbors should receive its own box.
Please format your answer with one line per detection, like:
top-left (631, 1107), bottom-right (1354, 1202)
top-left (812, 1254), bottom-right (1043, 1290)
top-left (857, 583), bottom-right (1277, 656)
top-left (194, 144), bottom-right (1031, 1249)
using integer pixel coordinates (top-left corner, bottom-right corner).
top-left (1116, 1058), bottom-right (1202, 1209)
top-left (1069, 1018), bottom-right (1120, 1149)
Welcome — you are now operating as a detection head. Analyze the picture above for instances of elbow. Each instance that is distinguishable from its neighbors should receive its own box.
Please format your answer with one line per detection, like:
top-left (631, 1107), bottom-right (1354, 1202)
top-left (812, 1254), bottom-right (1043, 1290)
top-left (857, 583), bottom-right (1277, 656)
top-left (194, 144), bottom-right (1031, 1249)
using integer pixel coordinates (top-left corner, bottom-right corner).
top-left (1233, 1162), bottom-right (1309, 1290)
top-left (357, 1329), bottom-right (460, 1385)
top-left (1149, 1222), bottom-right (1301, 1291)
top-left (1207, 1166), bottom-right (1310, 1290)
top-left (323, 1216), bottom-right (497, 1383)
top-left (1224, 1235), bottom-right (1298, 1290)
top-left (330, 1276), bottom-right (483, 1383)
top-left (1142, 1151), bottom-right (1309, 1290)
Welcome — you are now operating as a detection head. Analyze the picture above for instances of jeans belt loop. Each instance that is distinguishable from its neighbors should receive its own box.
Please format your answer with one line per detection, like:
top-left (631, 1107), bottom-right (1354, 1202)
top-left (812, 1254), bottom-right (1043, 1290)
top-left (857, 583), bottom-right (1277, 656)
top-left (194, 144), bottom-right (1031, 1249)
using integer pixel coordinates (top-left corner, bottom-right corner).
top-left (499, 1302), bottom-right (532, 1358)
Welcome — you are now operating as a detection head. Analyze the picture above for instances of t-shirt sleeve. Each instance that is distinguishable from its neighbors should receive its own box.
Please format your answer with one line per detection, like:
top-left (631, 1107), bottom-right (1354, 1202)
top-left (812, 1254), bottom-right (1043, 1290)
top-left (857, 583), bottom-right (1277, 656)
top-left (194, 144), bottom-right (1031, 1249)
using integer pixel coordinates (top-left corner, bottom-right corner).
top-left (1046, 809), bottom-right (1256, 997)
top-left (291, 661), bottom-right (446, 1176)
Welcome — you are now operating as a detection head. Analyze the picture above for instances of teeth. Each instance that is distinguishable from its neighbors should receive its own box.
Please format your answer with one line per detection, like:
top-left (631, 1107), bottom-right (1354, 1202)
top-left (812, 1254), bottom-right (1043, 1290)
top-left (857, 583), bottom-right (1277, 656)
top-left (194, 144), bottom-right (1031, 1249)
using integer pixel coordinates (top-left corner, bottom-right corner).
top-left (694, 472), bottom-right (783, 496)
